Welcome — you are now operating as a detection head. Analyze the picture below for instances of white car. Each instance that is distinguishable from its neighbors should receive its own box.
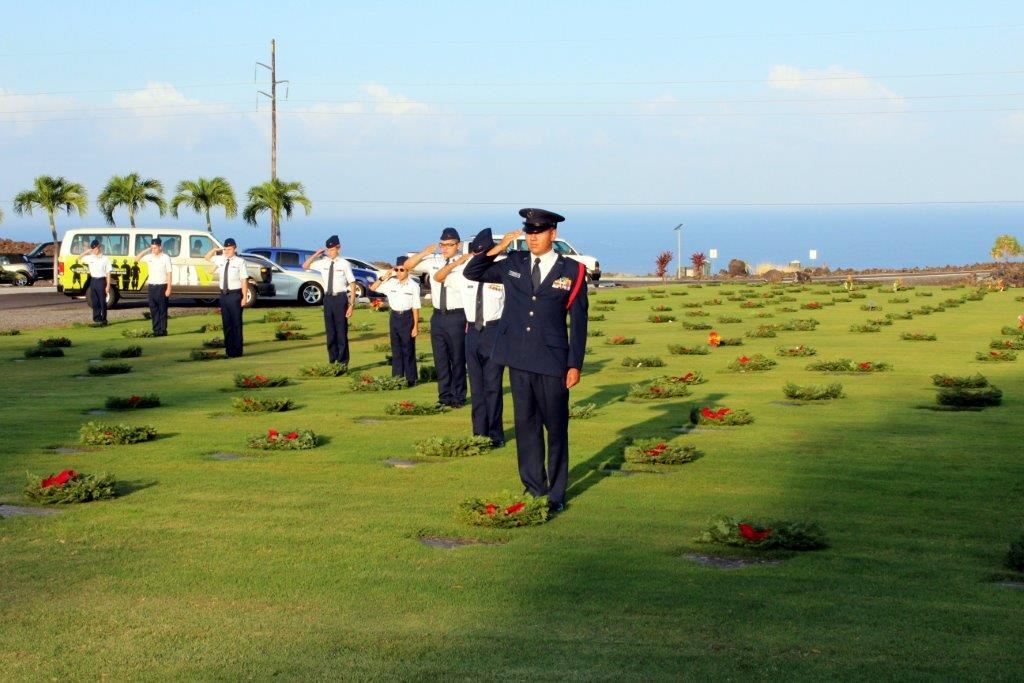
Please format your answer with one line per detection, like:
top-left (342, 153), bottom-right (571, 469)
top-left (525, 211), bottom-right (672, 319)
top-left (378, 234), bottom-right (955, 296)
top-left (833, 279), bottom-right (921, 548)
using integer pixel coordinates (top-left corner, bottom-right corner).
top-left (462, 233), bottom-right (601, 282)
top-left (239, 253), bottom-right (325, 306)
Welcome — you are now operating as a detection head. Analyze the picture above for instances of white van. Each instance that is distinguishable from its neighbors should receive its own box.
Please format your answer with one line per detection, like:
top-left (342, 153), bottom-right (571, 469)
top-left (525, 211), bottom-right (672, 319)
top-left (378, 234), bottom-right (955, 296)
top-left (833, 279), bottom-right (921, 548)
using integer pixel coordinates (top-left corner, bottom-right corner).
top-left (463, 233), bottom-right (601, 282)
top-left (57, 228), bottom-right (274, 308)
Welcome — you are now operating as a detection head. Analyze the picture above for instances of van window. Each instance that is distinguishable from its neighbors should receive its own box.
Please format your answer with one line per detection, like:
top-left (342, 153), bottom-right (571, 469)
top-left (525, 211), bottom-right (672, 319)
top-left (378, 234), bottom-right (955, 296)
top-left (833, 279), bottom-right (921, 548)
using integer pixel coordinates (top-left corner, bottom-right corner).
top-left (189, 235), bottom-right (213, 258)
top-left (158, 235), bottom-right (181, 257)
top-left (249, 249), bottom-right (271, 259)
top-left (277, 251), bottom-right (301, 267)
top-left (134, 235), bottom-right (154, 254)
top-left (553, 241), bottom-right (573, 255)
top-left (69, 233), bottom-right (129, 256)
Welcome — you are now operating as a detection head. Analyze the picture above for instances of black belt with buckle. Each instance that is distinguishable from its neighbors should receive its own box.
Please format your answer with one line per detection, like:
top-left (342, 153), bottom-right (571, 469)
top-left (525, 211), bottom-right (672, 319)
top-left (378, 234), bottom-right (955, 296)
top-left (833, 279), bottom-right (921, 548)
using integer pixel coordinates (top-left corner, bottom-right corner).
top-left (434, 308), bottom-right (464, 315)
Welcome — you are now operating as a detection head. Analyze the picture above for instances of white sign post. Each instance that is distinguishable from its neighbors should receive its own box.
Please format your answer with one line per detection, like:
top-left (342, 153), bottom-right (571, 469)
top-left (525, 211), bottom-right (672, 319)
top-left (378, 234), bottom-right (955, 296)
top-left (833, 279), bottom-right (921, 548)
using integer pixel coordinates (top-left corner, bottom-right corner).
top-left (708, 248), bottom-right (718, 278)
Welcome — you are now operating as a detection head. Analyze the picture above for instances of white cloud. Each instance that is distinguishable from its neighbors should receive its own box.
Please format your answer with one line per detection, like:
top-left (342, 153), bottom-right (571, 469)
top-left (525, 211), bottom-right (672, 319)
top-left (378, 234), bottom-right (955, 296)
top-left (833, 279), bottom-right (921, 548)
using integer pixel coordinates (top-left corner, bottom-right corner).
top-left (0, 88), bottom-right (78, 137)
top-left (107, 82), bottom-right (233, 146)
top-left (767, 64), bottom-right (903, 102)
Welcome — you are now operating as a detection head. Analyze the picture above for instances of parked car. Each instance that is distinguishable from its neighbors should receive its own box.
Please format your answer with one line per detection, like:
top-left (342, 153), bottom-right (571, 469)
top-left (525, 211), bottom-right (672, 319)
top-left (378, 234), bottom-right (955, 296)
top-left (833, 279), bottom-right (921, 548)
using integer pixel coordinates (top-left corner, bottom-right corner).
top-left (25, 242), bottom-right (59, 280)
top-left (57, 228), bottom-right (273, 308)
top-left (461, 233), bottom-right (601, 282)
top-left (238, 253), bottom-right (325, 306)
top-left (244, 246), bottom-right (384, 299)
top-left (0, 253), bottom-right (38, 286)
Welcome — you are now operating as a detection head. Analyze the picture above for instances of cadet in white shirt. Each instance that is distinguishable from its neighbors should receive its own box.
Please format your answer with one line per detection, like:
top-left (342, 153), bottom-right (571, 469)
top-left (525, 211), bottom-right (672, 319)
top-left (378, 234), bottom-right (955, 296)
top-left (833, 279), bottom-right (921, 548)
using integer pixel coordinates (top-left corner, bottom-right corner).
top-left (78, 239), bottom-right (112, 325)
top-left (303, 234), bottom-right (357, 365)
top-left (136, 236), bottom-right (173, 336)
top-left (404, 227), bottom-right (468, 408)
top-left (204, 238), bottom-right (248, 357)
top-left (439, 234), bottom-right (507, 447)
top-left (370, 255), bottom-right (422, 386)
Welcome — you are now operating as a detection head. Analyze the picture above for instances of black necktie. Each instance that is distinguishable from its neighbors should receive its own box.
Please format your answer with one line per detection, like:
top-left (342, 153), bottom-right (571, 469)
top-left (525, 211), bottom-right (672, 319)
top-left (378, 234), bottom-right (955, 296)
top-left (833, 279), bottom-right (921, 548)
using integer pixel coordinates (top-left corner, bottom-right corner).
top-left (474, 283), bottom-right (484, 331)
top-left (439, 258), bottom-right (449, 312)
top-left (222, 257), bottom-right (229, 293)
top-left (531, 257), bottom-right (541, 291)
top-left (327, 260), bottom-right (335, 296)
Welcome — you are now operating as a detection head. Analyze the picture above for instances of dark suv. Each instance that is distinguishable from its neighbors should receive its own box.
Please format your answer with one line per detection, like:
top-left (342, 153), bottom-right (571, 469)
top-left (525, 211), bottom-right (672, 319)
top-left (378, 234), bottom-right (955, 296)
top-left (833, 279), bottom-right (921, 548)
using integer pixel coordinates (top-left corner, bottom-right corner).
top-left (0, 254), bottom-right (38, 286)
top-left (25, 242), bottom-right (59, 281)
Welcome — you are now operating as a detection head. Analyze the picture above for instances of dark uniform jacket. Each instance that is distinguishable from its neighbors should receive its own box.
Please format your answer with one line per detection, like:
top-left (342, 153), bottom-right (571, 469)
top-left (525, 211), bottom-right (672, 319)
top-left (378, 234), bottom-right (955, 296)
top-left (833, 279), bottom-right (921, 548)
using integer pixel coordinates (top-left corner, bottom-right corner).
top-left (463, 250), bottom-right (588, 378)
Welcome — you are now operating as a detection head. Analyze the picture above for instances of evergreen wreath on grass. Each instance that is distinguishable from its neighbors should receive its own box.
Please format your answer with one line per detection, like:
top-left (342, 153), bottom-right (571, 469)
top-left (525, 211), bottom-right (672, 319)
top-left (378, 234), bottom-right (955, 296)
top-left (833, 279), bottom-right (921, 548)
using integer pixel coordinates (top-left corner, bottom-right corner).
top-left (568, 402), bottom-right (597, 419)
top-left (300, 362), bottom-right (348, 378)
top-left (415, 435), bottom-right (493, 458)
top-left (936, 385), bottom-right (1002, 408)
top-left (690, 406), bottom-right (754, 426)
top-left (622, 356), bottom-right (665, 368)
top-left (625, 295), bottom-right (646, 301)
top-left (101, 345), bottom-right (142, 358)
top-left (201, 338), bottom-right (225, 348)
top-left (779, 318), bottom-right (819, 331)
top-left (459, 492), bottom-right (549, 528)
top-left (624, 438), bottom-right (699, 465)
top-left (0, 329), bottom-right (20, 335)
top-left (805, 359), bottom-right (890, 372)
top-left (901, 332), bottom-right (937, 341)
top-left (977, 350), bottom-right (1017, 362)
top-left (783, 382), bottom-right (845, 401)
top-left (859, 303), bottom-right (883, 311)
top-left (627, 377), bottom-right (693, 400)
top-left (740, 300), bottom-right (766, 309)
top-left (275, 322), bottom-right (304, 332)
top-left (261, 311), bottom-right (295, 323)
top-left (931, 373), bottom-right (988, 388)
top-left (668, 344), bottom-right (710, 355)
top-left (588, 329), bottom-right (605, 337)
top-left (754, 312), bottom-right (775, 319)
top-left (105, 394), bottom-right (160, 410)
top-left (189, 349), bottom-right (225, 361)
top-left (373, 342), bottom-right (392, 352)
top-left (385, 400), bottom-right (450, 416)
top-left (683, 310), bottom-right (709, 318)
top-left (247, 428), bottom-right (318, 450)
top-left (801, 301), bottom-right (824, 310)
top-left (198, 322), bottom-right (222, 333)
top-left (990, 338), bottom-right (1024, 350)
top-left (121, 328), bottom-right (154, 338)
top-left (696, 515), bottom-right (828, 550)
top-left (1000, 326), bottom-right (1024, 336)
top-left (352, 374), bottom-right (408, 391)
top-left (24, 347), bottom-right (63, 358)
top-left (24, 470), bottom-right (116, 504)
top-left (37, 336), bottom-right (72, 348)
top-left (606, 336), bottom-right (636, 345)
top-left (233, 396), bottom-right (295, 412)
top-left (849, 323), bottom-right (881, 333)
top-left (234, 374), bottom-right (289, 389)
top-left (680, 321), bottom-right (713, 330)
top-left (650, 304), bottom-right (673, 311)
top-left (886, 312), bottom-right (914, 321)
top-left (79, 421), bottom-right (157, 445)
top-left (866, 317), bottom-right (892, 327)
top-left (717, 316), bottom-right (743, 324)
top-left (889, 296), bottom-right (910, 303)
top-left (87, 363), bottom-right (132, 375)
top-left (777, 344), bottom-right (817, 357)
top-left (275, 330), bottom-right (310, 341)
top-left (648, 314), bottom-right (676, 323)
top-left (593, 304), bottom-right (616, 312)
top-left (717, 337), bottom-right (744, 346)
top-left (728, 354), bottom-right (776, 372)
top-left (744, 325), bottom-right (778, 338)
top-left (588, 313), bottom-right (606, 322)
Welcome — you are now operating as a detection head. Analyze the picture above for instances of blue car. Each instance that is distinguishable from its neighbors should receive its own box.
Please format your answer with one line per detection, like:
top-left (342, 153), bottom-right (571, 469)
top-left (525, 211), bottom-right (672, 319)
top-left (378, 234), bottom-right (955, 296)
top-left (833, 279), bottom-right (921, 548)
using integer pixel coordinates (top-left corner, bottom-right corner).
top-left (245, 246), bottom-right (384, 299)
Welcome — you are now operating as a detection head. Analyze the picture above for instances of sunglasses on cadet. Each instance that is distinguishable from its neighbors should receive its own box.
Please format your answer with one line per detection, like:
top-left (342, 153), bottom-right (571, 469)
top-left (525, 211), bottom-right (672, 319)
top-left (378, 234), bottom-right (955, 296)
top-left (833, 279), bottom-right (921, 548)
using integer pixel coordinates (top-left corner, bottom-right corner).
top-left (395, 267), bottom-right (406, 272)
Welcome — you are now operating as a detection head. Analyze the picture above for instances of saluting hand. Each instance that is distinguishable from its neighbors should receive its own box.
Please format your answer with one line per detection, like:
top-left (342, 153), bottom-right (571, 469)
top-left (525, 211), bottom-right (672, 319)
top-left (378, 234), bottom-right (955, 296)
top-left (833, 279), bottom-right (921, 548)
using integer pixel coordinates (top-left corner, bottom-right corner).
top-left (422, 243), bottom-right (437, 255)
top-left (313, 248), bottom-right (326, 258)
top-left (566, 368), bottom-right (580, 389)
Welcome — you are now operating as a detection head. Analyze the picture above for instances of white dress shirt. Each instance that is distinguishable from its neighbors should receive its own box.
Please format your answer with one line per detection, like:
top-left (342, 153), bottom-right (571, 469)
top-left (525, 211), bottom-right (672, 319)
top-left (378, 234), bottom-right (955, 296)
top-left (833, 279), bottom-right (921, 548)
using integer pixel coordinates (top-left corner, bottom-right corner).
top-left (411, 254), bottom-right (465, 310)
top-left (212, 254), bottom-right (247, 290)
top-left (529, 248), bottom-right (559, 283)
top-left (140, 252), bottom-right (173, 286)
top-left (462, 281), bottom-right (505, 324)
top-left (378, 278), bottom-right (422, 312)
top-left (308, 257), bottom-right (356, 295)
top-left (81, 253), bottom-right (112, 279)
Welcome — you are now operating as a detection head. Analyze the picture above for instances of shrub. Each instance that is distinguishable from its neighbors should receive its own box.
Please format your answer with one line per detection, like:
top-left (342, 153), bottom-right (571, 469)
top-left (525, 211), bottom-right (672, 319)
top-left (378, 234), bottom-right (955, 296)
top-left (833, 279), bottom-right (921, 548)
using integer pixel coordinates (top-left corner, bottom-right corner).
top-left (936, 385), bottom-right (1002, 408)
top-left (889, 296), bottom-right (910, 303)
top-left (261, 311), bottom-right (295, 323)
top-left (849, 324), bottom-right (881, 333)
top-left (647, 314), bottom-right (675, 323)
top-left (568, 402), bottom-right (597, 419)
top-left (415, 435), bottom-right (493, 458)
top-left (668, 344), bottom-right (709, 355)
top-left (105, 394), bottom-right (160, 410)
top-left (650, 304), bottom-right (673, 311)
top-left (621, 356), bottom-right (665, 368)
top-left (121, 328), bottom-right (154, 338)
top-left (1000, 326), bottom-right (1023, 336)
top-left (385, 400), bottom-right (449, 416)
top-left (352, 374), bottom-right (408, 391)
top-left (931, 373), bottom-right (988, 388)
top-left (901, 332), bottom-right (937, 341)
top-left (886, 312), bottom-right (914, 321)
top-left (275, 322), bottom-right (304, 332)
top-left (189, 349), bottom-right (224, 361)
top-left (625, 295), bottom-right (646, 301)
top-left (717, 316), bottom-right (743, 324)
top-left (626, 375), bottom-right (701, 400)
top-left (740, 301), bottom-right (765, 309)
top-left (779, 319), bottom-right (819, 331)
top-left (690, 406), bottom-right (754, 426)
top-left (300, 362), bottom-right (348, 378)
top-left (24, 470), bottom-right (116, 504)
top-left (459, 492), bottom-right (549, 528)
top-left (234, 374), bottom-right (289, 389)
top-left (593, 305), bottom-right (616, 312)
top-left (275, 330), bottom-right (310, 341)
top-left (79, 422), bottom-right (156, 445)
top-left (754, 312), bottom-right (775, 319)
top-left (783, 382), bottom-right (844, 401)
top-left (777, 345), bottom-right (817, 357)
top-left (859, 303), bottom-right (882, 311)
top-left (588, 313), bottom-right (606, 322)
top-left (801, 302), bottom-right (823, 310)
top-left (775, 306), bottom-right (798, 313)
top-left (990, 338), bottom-right (1024, 350)
top-left (202, 338), bottom-right (225, 348)
top-left (977, 350), bottom-right (1017, 362)
top-left (728, 354), bottom-right (776, 372)
top-left (684, 310), bottom-right (709, 318)
top-left (247, 429), bottom-right (318, 450)
top-left (598, 298), bottom-right (619, 304)
top-left (744, 326), bottom-right (777, 338)
top-left (680, 321), bottom-right (713, 330)
top-left (696, 515), bottom-right (828, 550)
top-left (717, 337), bottom-right (744, 346)
top-left (101, 345), bottom-right (142, 358)
top-left (24, 347), bottom-right (64, 358)
top-left (606, 336), bottom-right (636, 345)
top-left (233, 396), bottom-right (295, 412)
top-left (624, 438), bottom-right (699, 465)
top-left (87, 363), bottom-right (132, 375)
top-left (37, 336), bottom-right (72, 348)
top-left (867, 317), bottom-right (893, 327)
top-left (806, 359), bottom-right (890, 372)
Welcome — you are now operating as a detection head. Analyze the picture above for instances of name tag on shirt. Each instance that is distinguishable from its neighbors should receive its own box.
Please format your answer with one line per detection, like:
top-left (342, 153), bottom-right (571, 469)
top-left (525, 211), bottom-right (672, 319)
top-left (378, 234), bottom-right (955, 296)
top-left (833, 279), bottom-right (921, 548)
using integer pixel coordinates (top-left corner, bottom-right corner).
top-left (508, 269), bottom-right (521, 279)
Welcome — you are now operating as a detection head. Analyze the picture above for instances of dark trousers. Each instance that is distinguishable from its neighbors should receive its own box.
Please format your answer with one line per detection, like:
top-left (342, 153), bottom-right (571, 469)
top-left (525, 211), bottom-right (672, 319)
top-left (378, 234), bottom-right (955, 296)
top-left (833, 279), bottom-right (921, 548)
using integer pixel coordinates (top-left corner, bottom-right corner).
top-left (219, 290), bottom-right (244, 357)
top-left (323, 293), bottom-right (350, 364)
top-left (509, 368), bottom-right (570, 506)
top-left (389, 310), bottom-right (417, 386)
top-left (430, 309), bottom-right (467, 406)
top-left (87, 277), bottom-right (108, 323)
top-left (147, 284), bottom-right (169, 336)
top-left (466, 324), bottom-right (505, 444)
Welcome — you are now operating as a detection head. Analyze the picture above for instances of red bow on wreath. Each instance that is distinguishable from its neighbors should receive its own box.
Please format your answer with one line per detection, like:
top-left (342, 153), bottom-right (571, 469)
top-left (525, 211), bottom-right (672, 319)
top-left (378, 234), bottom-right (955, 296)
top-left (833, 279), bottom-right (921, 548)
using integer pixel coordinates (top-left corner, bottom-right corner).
top-left (504, 502), bottom-right (525, 515)
top-left (738, 523), bottom-right (772, 542)
top-left (41, 469), bottom-right (77, 488)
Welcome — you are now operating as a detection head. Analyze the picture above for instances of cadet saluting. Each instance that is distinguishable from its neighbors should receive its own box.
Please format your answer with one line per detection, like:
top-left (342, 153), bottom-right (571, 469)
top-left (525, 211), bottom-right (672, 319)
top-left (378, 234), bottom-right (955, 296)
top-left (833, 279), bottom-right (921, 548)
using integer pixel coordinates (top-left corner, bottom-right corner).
top-left (463, 209), bottom-right (588, 512)
top-left (78, 239), bottom-right (112, 325)
top-left (405, 228), bottom-right (469, 408)
top-left (370, 255), bottom-right (422, 386)
top-left (135, 237), bottom-right (173, 336)
top-left (303, 235), bottom-right (357, 366)
top-left (203, 238), bottom-right (248, 357)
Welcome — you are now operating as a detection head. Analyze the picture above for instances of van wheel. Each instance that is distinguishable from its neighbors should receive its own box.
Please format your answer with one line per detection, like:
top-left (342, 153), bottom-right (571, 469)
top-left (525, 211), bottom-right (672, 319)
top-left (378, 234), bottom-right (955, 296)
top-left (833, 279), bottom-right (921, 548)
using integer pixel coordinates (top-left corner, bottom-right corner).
top-left (244, 288), bottom-right (258, 308)
top-left (299, 282), bottom-right (324, 306)
top-left (106, 287), bottom-right (120, 309)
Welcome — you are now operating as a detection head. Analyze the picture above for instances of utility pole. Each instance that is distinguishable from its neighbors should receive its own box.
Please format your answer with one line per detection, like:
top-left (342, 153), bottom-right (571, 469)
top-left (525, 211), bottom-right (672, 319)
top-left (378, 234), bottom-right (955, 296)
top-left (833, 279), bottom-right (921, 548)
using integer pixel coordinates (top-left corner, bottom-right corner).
top-left (674, 224), bottom-right (683, 279)
top-left (257, 39), bottom-right (289, 246)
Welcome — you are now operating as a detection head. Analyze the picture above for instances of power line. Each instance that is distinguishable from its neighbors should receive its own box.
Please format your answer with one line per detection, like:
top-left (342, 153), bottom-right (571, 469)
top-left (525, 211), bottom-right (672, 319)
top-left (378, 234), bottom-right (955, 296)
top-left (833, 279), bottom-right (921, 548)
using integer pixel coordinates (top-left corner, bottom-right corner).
top-left (0, 82), bottom-right (254, 98)
top-left (303, 199), bottom-right (1024, 207)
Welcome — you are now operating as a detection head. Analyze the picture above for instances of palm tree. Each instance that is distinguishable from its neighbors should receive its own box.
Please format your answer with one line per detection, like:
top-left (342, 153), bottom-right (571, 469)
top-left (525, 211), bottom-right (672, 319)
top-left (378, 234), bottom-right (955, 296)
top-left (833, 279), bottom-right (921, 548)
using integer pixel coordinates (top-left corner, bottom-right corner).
top-left (97, 172), bottom-right (166, 228)
top-left (169, 177), bottom-right (238, 233)
top-left (13, 176), bottom-right (89, 280)
top-left (242, 179), bottom-right (312, 246)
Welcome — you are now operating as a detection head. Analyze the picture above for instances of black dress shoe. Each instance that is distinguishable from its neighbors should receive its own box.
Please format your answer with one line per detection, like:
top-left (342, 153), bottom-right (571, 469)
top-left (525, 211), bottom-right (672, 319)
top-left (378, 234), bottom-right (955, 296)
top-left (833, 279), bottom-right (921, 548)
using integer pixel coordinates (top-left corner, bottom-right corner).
top-left (449, 403), bottom-right (465, 409)
top-left (490, 440), bottom-right (505, 448)
top-left (548, 502), bottom-right (565, 513)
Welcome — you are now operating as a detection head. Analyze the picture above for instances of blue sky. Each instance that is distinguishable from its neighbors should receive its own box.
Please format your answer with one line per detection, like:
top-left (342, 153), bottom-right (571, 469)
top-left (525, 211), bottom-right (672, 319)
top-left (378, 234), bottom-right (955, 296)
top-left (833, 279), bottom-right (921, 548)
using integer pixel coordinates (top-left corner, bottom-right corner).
top-left (1, 1), bottom-right (1023, 271)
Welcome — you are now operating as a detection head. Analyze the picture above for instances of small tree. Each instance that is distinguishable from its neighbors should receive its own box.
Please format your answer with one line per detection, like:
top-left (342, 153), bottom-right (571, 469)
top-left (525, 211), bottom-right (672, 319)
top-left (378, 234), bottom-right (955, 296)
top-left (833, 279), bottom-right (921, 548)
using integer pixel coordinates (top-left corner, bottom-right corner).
top-left (990, 234), bottom-right (1023, 262)
top-left (691, 252), bottom-right (708, 280)
top-left (655, 251), bottom-right (674, 281)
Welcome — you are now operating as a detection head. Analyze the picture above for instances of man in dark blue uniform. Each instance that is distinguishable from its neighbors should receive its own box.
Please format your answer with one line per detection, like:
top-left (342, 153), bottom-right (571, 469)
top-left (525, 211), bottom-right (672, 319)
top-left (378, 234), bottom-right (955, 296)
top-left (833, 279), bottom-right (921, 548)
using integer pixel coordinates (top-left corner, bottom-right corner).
top-left (463, 209), bottom-right (588, 512)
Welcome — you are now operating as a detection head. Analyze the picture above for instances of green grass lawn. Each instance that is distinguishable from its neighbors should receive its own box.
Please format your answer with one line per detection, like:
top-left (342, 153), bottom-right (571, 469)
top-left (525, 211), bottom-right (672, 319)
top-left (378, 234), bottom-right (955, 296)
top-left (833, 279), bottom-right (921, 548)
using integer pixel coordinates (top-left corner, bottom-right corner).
top-left (2, 283), bottom-right (1023, 679)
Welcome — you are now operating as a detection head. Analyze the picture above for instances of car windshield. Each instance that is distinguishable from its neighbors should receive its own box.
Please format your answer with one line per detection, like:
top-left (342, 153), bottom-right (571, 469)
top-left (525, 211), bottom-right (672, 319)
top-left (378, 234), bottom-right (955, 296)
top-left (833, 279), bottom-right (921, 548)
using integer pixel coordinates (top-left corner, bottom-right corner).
top-left (6, 254), bottom-right (28, 263)
top-left (240, 254), bottom-right (275, 268)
